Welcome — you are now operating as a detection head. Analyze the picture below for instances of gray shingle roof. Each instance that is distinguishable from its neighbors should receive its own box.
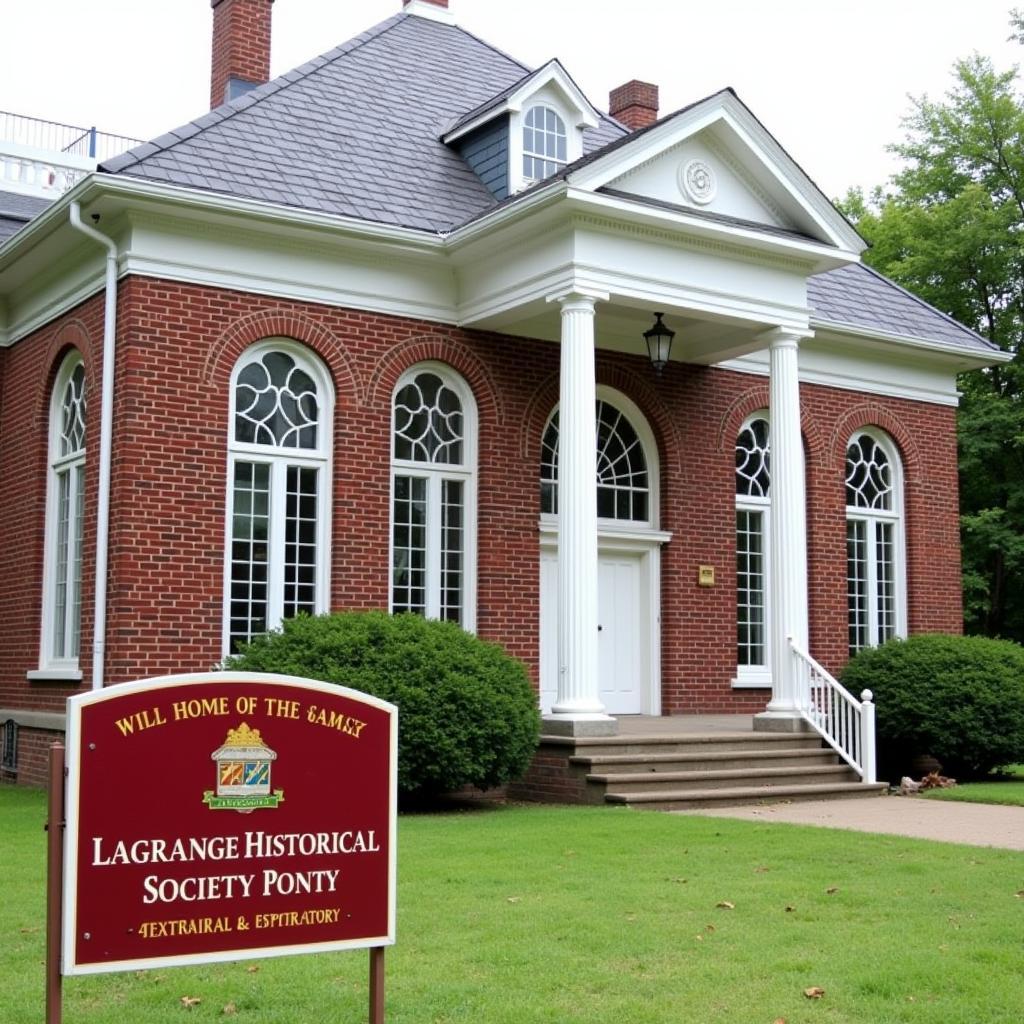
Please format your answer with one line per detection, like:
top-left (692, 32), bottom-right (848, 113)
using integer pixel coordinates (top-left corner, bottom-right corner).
top-left (0, 190), bottom-right (51, 242)
top-left (102, 12), bottom-right (625, 234)
top-left (809, 263), bottom-right (997, 353)
top-left (93, 11), bottom-right (993, 359)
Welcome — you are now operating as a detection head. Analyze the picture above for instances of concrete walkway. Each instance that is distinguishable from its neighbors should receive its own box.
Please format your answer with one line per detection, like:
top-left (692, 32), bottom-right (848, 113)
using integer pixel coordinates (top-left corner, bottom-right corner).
top-left (675, 794), bottom-right (1024, 851)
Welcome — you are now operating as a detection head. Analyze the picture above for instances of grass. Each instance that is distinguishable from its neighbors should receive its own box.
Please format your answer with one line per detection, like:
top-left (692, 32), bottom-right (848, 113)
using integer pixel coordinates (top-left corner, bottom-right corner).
top-left (923, 764), bottom-right (1024, 807)
top-left (5, 785), bottom-right (1024, 1023)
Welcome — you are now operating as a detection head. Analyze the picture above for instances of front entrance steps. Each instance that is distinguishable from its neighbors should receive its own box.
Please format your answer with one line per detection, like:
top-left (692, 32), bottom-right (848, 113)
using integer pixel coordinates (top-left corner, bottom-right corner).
top-left (508, 716), bottom-right (888, 810)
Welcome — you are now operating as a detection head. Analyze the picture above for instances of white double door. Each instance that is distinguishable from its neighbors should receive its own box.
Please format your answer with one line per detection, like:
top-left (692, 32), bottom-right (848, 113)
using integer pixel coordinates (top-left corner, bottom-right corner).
top-left (539, 543), bottom-right (658, 716)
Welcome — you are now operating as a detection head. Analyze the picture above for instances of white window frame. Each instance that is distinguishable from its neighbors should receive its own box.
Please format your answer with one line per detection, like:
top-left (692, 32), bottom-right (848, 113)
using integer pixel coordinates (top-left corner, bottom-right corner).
top-left (222, 340), bottom-right (333, 655)
top-left (845, 428), bottom-right (907, 655)
top-left (37, 353), bottom-right (87, 678)
top-left (509, 85), bottom-right (585, 194)
top-left (539, 386), bottom-right (660, 531)
top-left (389, 363), bottom-right (478, 630)
top-left (733, 413), bottom-right (771, 688)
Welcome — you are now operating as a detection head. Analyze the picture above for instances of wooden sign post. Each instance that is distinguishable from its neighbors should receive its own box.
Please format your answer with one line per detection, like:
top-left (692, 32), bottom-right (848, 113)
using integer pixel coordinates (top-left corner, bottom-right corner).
top-left (50, 672), bottom-right (397, 1022)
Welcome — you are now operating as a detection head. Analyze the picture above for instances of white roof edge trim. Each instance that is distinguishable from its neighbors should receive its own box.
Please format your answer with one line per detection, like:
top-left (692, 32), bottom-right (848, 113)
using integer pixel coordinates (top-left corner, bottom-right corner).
top-left (811, 318), bottom-right (1012, 365)
top-left (563, 187), bottom-right (860, 266)
top-left (566, 90), bottom-right (865, 255)
top-left (0, 173), bottom-right (447, 277)
top-left (443, 59), bottom-right (601, 144)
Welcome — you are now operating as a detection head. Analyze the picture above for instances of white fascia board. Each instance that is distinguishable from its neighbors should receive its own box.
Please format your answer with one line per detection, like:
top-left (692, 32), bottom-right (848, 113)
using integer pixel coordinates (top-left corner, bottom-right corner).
top-left (566, 91), bottom-right (864, 255)
top-left (722, 346), bottom-right (963, 408)
top-left (811, 319), bottom-right (1012, 372)
top-left (563, 187), bottom-right (855, 272)
top-left (1, 175), bottom-right (455, 345)
top-left (443, 60), bottom-right (601, 144)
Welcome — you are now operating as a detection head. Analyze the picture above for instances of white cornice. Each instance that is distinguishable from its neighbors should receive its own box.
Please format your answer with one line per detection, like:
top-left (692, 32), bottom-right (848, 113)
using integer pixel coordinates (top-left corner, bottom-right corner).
top-left (810, 319), bottom-right (1011, 371)
top-left (565, 91), bottom-right (865, 255)
top-left (443, 59), bottom-right (601, 145)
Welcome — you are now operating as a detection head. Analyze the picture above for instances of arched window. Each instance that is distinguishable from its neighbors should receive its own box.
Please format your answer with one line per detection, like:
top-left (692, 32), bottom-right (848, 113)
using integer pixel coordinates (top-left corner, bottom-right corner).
top-left (735, 415), bottom-right (770, 682)
top-left (41, 353), bottom-right (87, 669)
top-left (522, 105), bottom-right (567, 182)
top-left (390, 366), bottom-right (477, 627)
top-left (846, 430), bottom-right (905, 654)
top-left (225, 342), bottom-right (332, 652)
top-left (540, 396), bottom-right (652, 523)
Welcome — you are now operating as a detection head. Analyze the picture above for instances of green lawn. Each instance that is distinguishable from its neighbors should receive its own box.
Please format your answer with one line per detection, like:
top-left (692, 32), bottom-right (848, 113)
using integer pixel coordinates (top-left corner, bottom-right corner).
top-left (923, 764), bottom-right (1024, 807)
top-left (5, 785), bottom-right (1023, 1023)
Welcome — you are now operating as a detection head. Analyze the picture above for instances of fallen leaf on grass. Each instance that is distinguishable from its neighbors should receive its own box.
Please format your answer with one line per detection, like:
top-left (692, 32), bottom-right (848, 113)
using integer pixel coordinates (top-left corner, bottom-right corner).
top-left (825, 886), bottom-right (839, 895)
top-left (222, 1003), bottom-right (238, 1016)
top-left (773, 1018), bottom-right (787, 1023)
top-left (246, 965), bottom-right (260, 974)
top-left (754, 865), bottom-right (770, 873)
top-left (705, 924), bottom-right (716, 933)
top-left (695, 934), bottom-right (703, 941)
top-left (784, 905), bottom-right (796, 912)
top-left (716, 900), bottom-right (735, 910)
top-left (506, 897), bottom-right (521, 904)
top-left (804, 987), bottom-right (825, 999)
top-left (1016, 890), bottom-right (1024, 899)
top-left (181, 996), bottom-right (202, 1009)
top-left (20, 927), bottom-right (40, 934)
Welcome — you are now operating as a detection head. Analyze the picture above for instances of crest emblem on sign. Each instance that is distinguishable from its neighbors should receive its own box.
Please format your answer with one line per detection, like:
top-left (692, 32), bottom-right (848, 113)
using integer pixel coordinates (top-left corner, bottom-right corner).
top-left (203, 722), bottom-right (284, 811)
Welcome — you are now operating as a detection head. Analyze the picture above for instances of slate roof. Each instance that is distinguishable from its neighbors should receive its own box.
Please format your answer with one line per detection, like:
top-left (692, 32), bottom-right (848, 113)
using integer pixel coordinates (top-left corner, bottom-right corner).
top-left (809, 263), bottom-right (995, 353)
top-left (101, 12), bottom-right (625, 233)
top-left (0, 190), bottom-right (51, 242)
top-left (85, 9), bottom-right (997, 359)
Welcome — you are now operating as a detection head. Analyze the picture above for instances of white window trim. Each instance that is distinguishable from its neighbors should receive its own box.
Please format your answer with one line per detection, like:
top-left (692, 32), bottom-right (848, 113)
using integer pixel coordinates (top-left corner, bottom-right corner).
top-left (539, 385), bottom-right (661, 533)
top-left (389, 362), bottom-right (478, 631)
top-left (38, 353), bottom-right (86, 675)
top-left (221, 339), bottom-right (334, 656)
top-left (845, 428), bottom-right (907, 652)
top-left (510, 88), bottom-right (586, 195)
top-left (733, 412), bottom-right (772, 689)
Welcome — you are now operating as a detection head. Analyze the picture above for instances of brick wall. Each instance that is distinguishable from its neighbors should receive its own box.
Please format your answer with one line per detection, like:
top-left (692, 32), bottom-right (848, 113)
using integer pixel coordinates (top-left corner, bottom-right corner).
top-left (210, 0), bottom-right (273, 108)
top-left (0, 276), bottom-right (964, 783)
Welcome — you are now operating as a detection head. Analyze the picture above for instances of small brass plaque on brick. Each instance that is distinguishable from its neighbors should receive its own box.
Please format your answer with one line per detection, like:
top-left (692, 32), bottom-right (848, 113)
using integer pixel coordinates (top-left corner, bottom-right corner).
top-left (698, 565), bottom-right (715, 587)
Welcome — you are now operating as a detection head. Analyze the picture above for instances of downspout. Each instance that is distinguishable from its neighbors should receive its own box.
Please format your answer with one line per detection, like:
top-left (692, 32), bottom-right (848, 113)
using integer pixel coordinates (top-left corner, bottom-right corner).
top-left (68, 201), bottom-right (116, 691)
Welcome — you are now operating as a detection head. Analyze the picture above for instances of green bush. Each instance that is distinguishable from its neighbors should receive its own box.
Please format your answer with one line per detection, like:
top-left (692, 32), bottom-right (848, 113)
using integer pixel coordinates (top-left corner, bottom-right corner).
top-left (223, 611), bottom-right (540, 797)
top-left (840, 633), bottom-right (1024, 778)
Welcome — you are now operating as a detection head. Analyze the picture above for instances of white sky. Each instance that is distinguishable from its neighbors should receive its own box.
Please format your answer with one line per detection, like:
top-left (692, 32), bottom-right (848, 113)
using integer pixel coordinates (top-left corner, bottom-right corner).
top-left (3, 0), bottom-right (1022, 199)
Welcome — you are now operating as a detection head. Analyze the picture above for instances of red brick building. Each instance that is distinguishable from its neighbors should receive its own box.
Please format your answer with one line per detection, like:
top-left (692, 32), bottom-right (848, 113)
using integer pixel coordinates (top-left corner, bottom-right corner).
top-left (0, 0), bottom-right (1006, 785)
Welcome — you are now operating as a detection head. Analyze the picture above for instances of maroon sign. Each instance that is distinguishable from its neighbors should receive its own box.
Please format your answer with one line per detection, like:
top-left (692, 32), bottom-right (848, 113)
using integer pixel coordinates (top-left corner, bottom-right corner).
top-left (62, 673), bottom-right (397, 975)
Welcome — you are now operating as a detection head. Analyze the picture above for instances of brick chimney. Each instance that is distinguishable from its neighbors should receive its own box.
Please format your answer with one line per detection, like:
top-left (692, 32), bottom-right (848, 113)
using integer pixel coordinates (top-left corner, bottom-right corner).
top-left (210, 0), bottom-right (274, 109)
top-left (609, 80), bottom-right (659, 131)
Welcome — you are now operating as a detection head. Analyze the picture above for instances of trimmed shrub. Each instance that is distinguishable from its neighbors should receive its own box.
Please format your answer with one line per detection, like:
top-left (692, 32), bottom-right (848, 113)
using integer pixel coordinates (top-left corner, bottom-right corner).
top-left (840, 633), bottom-right (1024, 778)
top-left (223, 611), bottom-right (540, 797)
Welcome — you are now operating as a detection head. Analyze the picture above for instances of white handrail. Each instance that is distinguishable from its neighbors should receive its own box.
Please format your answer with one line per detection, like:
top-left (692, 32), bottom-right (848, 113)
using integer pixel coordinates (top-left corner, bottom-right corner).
top-left (788, 636), bottom-right (876, 784)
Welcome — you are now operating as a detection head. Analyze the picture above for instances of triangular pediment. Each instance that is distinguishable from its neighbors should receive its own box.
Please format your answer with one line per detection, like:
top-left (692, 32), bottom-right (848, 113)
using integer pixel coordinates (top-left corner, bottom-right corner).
top-left (568, 90), bottom-right (864, 254)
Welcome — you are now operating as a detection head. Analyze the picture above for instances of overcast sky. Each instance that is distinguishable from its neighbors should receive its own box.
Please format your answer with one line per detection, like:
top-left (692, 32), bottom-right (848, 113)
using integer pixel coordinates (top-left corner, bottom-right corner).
top-left (3, 1), bottom-right (1022, 200)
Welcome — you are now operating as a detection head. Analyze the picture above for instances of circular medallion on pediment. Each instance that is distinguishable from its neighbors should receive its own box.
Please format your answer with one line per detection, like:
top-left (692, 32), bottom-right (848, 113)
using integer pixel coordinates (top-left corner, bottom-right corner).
top-left (679, 159), bottom-right (716, 205)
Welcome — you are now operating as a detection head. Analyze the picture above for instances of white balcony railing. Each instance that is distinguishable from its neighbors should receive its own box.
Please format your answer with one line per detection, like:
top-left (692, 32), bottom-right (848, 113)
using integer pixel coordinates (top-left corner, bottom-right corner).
top-left (789, 636), bottom-right (877, 783)
top-left (0, 112), bottom-right (142, 200)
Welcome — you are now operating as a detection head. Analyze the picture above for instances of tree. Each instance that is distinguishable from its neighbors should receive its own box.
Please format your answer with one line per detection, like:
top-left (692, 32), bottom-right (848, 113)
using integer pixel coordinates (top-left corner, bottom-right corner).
top-left (839, 39), bottom-right (1024, 641)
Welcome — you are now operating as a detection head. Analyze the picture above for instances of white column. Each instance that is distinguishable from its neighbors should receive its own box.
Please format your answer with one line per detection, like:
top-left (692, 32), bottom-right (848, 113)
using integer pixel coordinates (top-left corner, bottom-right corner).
top-left (546, 291), bottom-right (615, 734)
top-left (758, 329), bottom-right (810, 727)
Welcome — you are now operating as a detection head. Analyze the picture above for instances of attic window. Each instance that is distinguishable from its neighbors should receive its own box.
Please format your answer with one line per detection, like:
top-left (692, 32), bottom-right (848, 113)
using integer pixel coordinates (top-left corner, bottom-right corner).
top-left (522, 105), bottom-right (567, 182)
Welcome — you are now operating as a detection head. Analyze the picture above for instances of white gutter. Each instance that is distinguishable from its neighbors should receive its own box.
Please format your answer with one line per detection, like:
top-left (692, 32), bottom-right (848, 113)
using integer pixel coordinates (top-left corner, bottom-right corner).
top-left (68, 201), bottom-right (116, 691)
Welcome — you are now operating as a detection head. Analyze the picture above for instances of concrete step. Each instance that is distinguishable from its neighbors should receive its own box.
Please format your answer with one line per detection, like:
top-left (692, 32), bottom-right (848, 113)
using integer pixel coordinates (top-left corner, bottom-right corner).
top-left (571, 748), bottom-right (837, 774)
top-left (549, 732), bottom-right (825, 757)
top-left (606, 781), bottom-right (890, 812)
top-left (593, 764), bottom-right (858, 794)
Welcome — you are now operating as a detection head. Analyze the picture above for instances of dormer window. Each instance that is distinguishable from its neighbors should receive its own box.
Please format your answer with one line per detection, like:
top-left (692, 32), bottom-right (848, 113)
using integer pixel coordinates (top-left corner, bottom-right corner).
top-left (523, 105), bottom-right (567, 182)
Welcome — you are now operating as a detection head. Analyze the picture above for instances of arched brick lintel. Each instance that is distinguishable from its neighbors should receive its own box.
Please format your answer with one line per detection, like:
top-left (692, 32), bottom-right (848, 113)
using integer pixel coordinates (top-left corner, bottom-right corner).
top-left (202, 308), bottom-right (362, 407)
